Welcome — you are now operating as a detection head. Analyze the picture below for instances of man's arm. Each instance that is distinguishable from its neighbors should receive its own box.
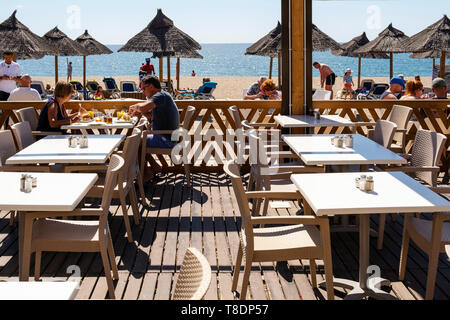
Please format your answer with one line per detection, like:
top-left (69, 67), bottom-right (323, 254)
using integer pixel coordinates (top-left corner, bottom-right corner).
top-left (130, 100), bottom-right (157, 116)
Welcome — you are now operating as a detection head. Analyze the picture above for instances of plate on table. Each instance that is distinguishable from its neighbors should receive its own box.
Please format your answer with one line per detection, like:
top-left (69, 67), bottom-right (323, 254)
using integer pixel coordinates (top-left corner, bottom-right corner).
top-left (115, 119), bottom-right (134, 123)
top-left (78, 119), bottom-right (94, 123)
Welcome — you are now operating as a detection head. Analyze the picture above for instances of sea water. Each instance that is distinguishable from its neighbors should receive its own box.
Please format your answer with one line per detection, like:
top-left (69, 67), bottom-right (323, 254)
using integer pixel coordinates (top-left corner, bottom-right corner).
top-left (18, 43), bottom-right (437, 78)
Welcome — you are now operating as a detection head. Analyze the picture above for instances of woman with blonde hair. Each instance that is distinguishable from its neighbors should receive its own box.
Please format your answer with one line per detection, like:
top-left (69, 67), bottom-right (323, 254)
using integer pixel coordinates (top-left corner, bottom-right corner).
top-left (400, 80), bottom-right (425, 100)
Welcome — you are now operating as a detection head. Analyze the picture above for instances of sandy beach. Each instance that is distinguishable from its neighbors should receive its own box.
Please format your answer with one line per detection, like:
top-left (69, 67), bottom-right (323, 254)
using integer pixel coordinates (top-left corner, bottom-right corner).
top-left (33, 76), bottom-right (433, 100)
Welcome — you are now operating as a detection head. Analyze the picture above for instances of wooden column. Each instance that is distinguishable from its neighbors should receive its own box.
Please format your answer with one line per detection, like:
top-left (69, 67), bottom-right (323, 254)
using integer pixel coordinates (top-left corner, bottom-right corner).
top-left (389, 52), bottom-right (393, 79)
top-left (83, 56), bottom-right (87, 89)
top-left (433, 58), bottom-right (436, 70)
top-left (55, 56), bottom-right (59, 84)
top-left (291, 0), bottom-right (305, 116)
top-left (167, 56), bottom-right (171, 93)
top-left (278, 52), bottom-right (282, 89)
top-left (440, 51), bottom-right (446, 79)
top-left (269, 57), bottom-right (274, 79)
top-left (159, 57), bottom-right (163, 81)
top-left (12, 52), bottom-right (17, 62)
top-left (358, 56), bottom-right (362, 88)
top-left (176, 57), bottom-right (180, 91)
top-left (281, 0), bottom-right (291, 116)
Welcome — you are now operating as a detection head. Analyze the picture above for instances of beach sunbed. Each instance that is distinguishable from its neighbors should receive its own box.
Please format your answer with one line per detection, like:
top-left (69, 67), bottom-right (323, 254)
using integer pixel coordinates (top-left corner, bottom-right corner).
top-left (177, 82), bottom-right (217, 100)
top-left (312, 89), bottom-right (332, 100)
top-left (120, 81), bottom-right (137, 93)
top-left (103, 77), bottom-right (121, 99)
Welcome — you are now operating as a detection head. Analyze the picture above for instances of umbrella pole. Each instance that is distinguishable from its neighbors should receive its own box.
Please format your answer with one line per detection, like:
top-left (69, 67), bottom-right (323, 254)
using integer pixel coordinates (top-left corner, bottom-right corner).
top-left (167, 56), bottom-right (171, 93)
top-left (159, 57), bottom-right (163, 82)
top-left (440, 51), bottom-right (446, 79)
top-left (12, 52), bottom-right (16, 63)
top-left (358, 56), bottom-right (362, 88)
top-left (278, 53), bottom-right (281, 89)
top-left (269, 57), bottom-right (273, 79)
top-left (83, 56), bottom-right (86, 90)
top-left (55, 56), bottom-right (59, 85)
top-left (389, 52), bottom-right (393, 79)
top-left (433, 58), bottom-right (436, 70)
top-left (176, 57), bottom-right (180, 91)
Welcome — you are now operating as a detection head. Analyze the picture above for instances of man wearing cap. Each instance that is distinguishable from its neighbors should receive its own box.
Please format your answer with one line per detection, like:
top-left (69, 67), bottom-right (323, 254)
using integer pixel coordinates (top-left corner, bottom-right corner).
top-left (0, 52), bottom-right (21, 128)
top-left (431, 77), bottom-right (448, 100)
top-left (381, 77), bottom-right (405, 100)
top-left (141, 58), bottom-right (155, 76)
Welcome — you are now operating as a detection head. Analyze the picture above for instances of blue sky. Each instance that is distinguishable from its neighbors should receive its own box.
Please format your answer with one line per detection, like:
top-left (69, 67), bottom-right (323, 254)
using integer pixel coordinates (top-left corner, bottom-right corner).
top-left (2, 0), bottom-right (449, 44)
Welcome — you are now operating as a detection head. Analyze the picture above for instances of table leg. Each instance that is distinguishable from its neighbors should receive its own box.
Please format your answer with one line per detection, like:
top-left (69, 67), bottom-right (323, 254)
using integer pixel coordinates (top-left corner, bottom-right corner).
top-left (359, 214), bottom-right (370, 290)
top-left (18, 211), bottom-right (24, 281)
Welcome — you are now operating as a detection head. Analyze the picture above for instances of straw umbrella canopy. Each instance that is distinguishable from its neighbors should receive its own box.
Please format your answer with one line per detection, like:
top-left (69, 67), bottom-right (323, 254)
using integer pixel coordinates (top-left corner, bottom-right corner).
top-left (331, 32), bottom-right (389, 87)
top-left (401, 15), bottom-right (450, 78)
top-left (0, 10), bottom-right (56, 61)
top-left (119, 9), bottom-right (202, 93)
top-left (75, 30), bottom-right (113, 88)
top-left (312, 24), bottom-right (343, 52)
top-left (355, 23), bottom-right (409, 79)
top-left (246, 22), bottom-right (282, 81)
top-left (43, 27), bottom-right (89, 85)
top-left (410, 50), bottom-right (447, 70)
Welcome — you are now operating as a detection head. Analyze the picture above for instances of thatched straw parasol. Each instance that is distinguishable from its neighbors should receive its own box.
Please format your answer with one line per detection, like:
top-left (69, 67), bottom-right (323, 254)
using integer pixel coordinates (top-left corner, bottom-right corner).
top-left (43, 27), bottom-right (89, 84)
top-left (75, 30), bottom-right (113, 89)
top-left (119, 9), bottom-right (202, 92)
top-left (246, 22), bottom-right (282, 86)
top-left (410, 50), bottom-right (447, 71)
top-left (401, 15), bottom-right (450, 78)
top-left (0, 10), bottom-right (56, 61)
top-left (355, 23), bottom-right (409, 79)
top-left (331, 32), bottom-right (389, 87)
top-left (312, 24), bottom-right (342, 52)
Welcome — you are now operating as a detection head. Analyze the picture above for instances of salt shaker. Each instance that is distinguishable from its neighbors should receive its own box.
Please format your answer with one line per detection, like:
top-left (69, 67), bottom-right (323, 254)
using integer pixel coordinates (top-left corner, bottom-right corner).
top-left (366, 176), bottom-right (374, 192)
top-left (336, 137), bottom-right (344, 148)
top-left (24, 175), bottom-right (33, 193)
top-left (344, 135), bottom-right (354, 148)
top-left (80, 135), bottom-right (89, 148)
top-left (20, 174), bottom-right (27, 192)
top-left (68, 136), bottom-right (73, 148)
top-left (70, 136), bottom-right (78, 148)
top-left (359, 175), bottom-right (367, 190)
top-left (32, 176), bottom-right (37, 188)
top-left (355, 177), bottom-right (361, 189)
top-left (314, 111), bottom-right (321, 120)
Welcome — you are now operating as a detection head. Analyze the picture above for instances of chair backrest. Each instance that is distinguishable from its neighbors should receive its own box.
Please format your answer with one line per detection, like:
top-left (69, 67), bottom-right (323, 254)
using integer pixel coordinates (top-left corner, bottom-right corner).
top-left (361, 79), bottom-right (375, 91)
top-left (30, 83), bottom-right (44, 95)
top-left (103, 78), bottom-right (118, 91)
top-left (101, 154), bottom-right (125, 210)
top-left (16, 107), bottom-right (39, 131)
top-left (172, 248), bottom-right (212, 300)
top-left (387, 105), bottom-right (413, 145)
top-left (0, 131), bottom-right (17, 167)
top-left (70, 81), bottom-right (83, 91)
top-left (313, 89), bottom-right (332, 100)
top-left (198, 82), bottom-right (217, 95)
top-left (86, 81), bottom-right (99, 92)
top-left (373, 120), bottom-right (397, 148)
top-left (120, 81), bottom-right (136, 92)
top-left (373, 84), bottom-right (389, 95)
top-left (11, 121), bottom-right (34, 150)
top-left (411, 129), bottom-right (447, 187)
top-left (182, 106), bottom-right (195, 131)
top-left (228, 106), bottom-right (242, 129)
top-left (121, 131), bottom-right (142, 183)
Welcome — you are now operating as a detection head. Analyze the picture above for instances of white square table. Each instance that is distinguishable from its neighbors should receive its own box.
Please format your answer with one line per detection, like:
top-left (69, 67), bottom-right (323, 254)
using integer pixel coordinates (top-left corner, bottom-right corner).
top-left (6, 135), bottom-right (125, 166)
top-left (275, 115), bottom-right (356, 129)
top-left (283, 134), bottom-right (407, 167)
top-left (291, 171), bottom-right (450, 300)
top-left (61, 117), bottom-right (138, 135)
top-left (0, 172), bottom-right (98, 281)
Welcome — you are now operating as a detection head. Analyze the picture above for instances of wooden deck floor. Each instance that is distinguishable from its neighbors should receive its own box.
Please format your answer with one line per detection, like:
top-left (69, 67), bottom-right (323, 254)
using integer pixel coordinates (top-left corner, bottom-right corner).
top-left (0, 172), bottom-right (449, 300)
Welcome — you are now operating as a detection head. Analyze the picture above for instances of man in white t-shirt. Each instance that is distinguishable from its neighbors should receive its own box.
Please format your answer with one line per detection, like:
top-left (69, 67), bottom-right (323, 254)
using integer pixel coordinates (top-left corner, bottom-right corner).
top-left (7, 74), bottom-right (42, 101)
top-left (0, 52), bottom-right (21, 101)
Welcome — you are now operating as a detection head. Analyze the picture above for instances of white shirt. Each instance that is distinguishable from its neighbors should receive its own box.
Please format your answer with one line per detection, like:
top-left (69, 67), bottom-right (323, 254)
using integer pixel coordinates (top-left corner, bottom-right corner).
top-left (0, 61), bottom-right (21, 93)
top-left (7, 87), bottom-right (42, 101)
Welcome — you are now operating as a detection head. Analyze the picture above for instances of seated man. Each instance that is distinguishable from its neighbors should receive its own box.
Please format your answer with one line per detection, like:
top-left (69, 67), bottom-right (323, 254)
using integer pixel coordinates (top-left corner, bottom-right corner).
top-left (244, 76), bottom-right (267, 100)
top-left (130, 76), bottom-right (180, 181)
top-left (7, 74), bottom-right (41, 101)
top-left (380, 77), bottom-right (405, 100)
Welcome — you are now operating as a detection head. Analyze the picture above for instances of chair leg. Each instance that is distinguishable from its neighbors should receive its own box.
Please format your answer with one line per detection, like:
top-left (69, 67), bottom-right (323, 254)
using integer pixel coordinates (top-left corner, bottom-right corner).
top-left (184, 164), bottom-right (191, 187)
top-left (425, 248), bottom-right (440, 300)
top-left (107, 231), bottom-right (119, 280)
top-left (34, 251), bottom-right (42, 281)
top-left (399, 217), bottom-right (411, 281)
top-left (129, 186), bottom-right (141, 226)
top-left (310, 259), bottom-right (317, 288)
top-left (240, 259), bottom-right (252, 300)
top-left (247, 172), bottom-right (255, 192)
top-left (100, 243), bottom-right (116, 300)
top-left (119, 192), bottom-right (133, 243)
top-left (232, 245), bottom-right (243, 292)
top-left (377, 214), bottom-right (387, 250)
top-left (9, 211), bottom-right (15, 226)
top-left (136, 173), bottom-right (148, 207)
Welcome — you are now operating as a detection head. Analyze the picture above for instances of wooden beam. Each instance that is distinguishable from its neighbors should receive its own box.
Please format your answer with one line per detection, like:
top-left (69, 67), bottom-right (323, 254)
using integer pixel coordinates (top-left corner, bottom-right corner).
top-left (269, 57), bottom-right (274, 79)
top-left (159, 57), bottom-right (163, 82)
top-left (281, 0), bottom-right (290, 116)
top-left (176, 57), bottom-right (180, 91)
top-left (390, 52), bottom-right (393, 79)
top-left (440, 50), bottom-right (446, 79)
top-left (291, 0), bottom-right (304, 116)
top-left (83, 56), bottom-right (87, 89)
top-left (12, 52), bottom-right (16, 62)
top-left (304, 0), bottom-right (313, 114)
top-left (358, 56), bottom-right (362, 88)
top-left (278, 52), bottom-right (282, 89)
top-left (167, 56), bottom-right (171, 93)
top-left (55, 56), bottom-right (59, 84)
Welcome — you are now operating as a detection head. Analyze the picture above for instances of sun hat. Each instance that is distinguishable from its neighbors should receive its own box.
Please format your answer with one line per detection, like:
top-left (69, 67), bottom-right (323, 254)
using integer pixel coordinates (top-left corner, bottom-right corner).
top-left (432, 77), bottom-right (447, 89)
top-left (390, 77), bottom-right (406, 89)
top-left (346, 68), bottom-right (352, 73)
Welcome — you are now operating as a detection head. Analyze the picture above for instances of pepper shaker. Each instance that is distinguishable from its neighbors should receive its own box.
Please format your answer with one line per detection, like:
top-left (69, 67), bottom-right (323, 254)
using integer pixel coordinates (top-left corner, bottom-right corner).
top-left (344, 135), bottom-right (354, 148)
top-left (20, 174), bottom-right (27, 192)
top-left (366, 176), bottom-right (374, 192)
top-left (24, 175), bottom-right (33, 193)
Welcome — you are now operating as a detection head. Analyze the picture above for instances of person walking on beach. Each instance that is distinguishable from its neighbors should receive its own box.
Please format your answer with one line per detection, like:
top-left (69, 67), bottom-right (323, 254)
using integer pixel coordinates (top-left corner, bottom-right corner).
top-left (313, 62), bottom-right (336, 100)
top-left (67, 61), bottom-right (73, 82)
top-left (244, 76), bottom-right (267, 100)
top-left (0, 51), bottom-right (21, 128)
top-left (192, 70), bottom-right (196, 77)
top-left (7, 74), bottom-right (41, 101)
top-left (381, 77), bottom-right (405, 100)
top-left (343, 68), bottom-right (354, 100)
top-left (141, 58), bottom-right (155, 76)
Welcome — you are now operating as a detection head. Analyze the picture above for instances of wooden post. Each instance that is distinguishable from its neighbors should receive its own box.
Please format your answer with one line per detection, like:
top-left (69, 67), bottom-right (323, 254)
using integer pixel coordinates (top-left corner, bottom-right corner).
top-left (278, 52), bottom-right (282, 89)
top-left (440, 50), bottom-right (446, 79)
top-left (83, 56), bottom-right (87, 89)
top-left (389, 52), bottom-right (393, 79)
top-left (55, 56), bottom-right (59, 84)
top-left (281, 0), bottom-right (291, 116)
top-left (291, 0), bottom-right (305, 116)
top-left (159, 57), bottom-right (163, 82)
top-left (176, 57), bottom-right (180, 91)
top-left (433, 58), bottom-right (436, 70)
top-left (269, 57), bottom-right (274, 79)
top-left (167, 56), bottom-right (171, 93)
top-left (358, 56), bottom-right (362, 88)
top-left (12, 52), bottom-right (17, 62)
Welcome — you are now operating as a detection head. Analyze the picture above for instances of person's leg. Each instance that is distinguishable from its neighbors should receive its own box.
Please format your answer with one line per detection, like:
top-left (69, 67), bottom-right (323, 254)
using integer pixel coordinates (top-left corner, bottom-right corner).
top-left (144, 135), bottom-right (176, 182)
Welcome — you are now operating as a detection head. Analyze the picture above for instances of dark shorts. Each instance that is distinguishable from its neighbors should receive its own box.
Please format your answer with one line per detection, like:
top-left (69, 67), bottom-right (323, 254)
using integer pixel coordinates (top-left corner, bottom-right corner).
top-left (326, 73), bottom-right (336, 86)
top-left (147, 134), bottom-right (176, 149)
top-left (0, 91), bottom-right (10, 101)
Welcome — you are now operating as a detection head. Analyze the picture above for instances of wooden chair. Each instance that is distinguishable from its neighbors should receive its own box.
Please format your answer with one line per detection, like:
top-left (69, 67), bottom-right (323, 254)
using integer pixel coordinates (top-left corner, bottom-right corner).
top-left (228, 105), bottom-right (277, 131)
top-left (368, 120), bottom-right (397, 149)
top-left (379, 129), bottom-right (447, 250)
top-left (172, 248), bottom-right (212, 300)
top-left (386, 105), bottom-right (413, 153)
top-left (24, 154), bottom-right (125, 299)
top-left (399, 187), bottom-right (450, 300)
top-left (224, 160), bottom-right (335, 300)
top-left (144, 106), bottom-right (195, 187)
top-left (11, 122), bottom-right (35, 150)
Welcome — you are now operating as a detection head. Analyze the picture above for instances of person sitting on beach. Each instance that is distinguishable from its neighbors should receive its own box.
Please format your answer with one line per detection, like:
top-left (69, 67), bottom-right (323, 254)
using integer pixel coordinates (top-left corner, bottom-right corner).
top-left (400, 80), bottom-right (424, 101)
top-left (129, 76), bottom-right (180, 182)
top-left (431, 77), bottom-right (448, 100)
top-left (7, 74), bottom-right (41, 101)
top-left (381, 77), bottom-right (405, 100)
top-left (45, 84), bottom-right (54, 95)
top-left (313, 62), bottom-right (336, 100)
top-left (192, 70), bottom-right (196, 77)
top-left (94, 86), bottom-right (104, 100)
top-left (244, 76), bottom-right (268, 100)
top-left (260, 79), bottom-right (282, 100)
top-left (415, 75), bottom-right (421, 82)
top-left (37, 82), bottom-right (82, 133)
top-left (343, 68), bottom-right (354, 100)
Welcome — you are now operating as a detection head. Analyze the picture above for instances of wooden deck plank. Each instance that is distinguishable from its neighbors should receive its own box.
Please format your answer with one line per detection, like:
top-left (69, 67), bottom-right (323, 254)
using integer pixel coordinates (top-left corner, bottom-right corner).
top-left (218, 272), bottom-right (235, 300)
top-left (138, 272), bottom-right (157, 300)
top-left (154, 273), bottom-right (173, 300)
top-left (204, 272), bottom-right (218, 300)
top-left (249, 271), bottom-right (268, 300)
top-left (264, 269), bottom-right (285, 300)
top-left (123, 272), bottom-right (144, 300)
top-left (200, 174), bottom-right (218, 270)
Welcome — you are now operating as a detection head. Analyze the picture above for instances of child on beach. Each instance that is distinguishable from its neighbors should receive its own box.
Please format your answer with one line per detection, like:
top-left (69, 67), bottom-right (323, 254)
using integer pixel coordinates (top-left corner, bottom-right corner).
top-left (343, 68), bottom-right (354, 100)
